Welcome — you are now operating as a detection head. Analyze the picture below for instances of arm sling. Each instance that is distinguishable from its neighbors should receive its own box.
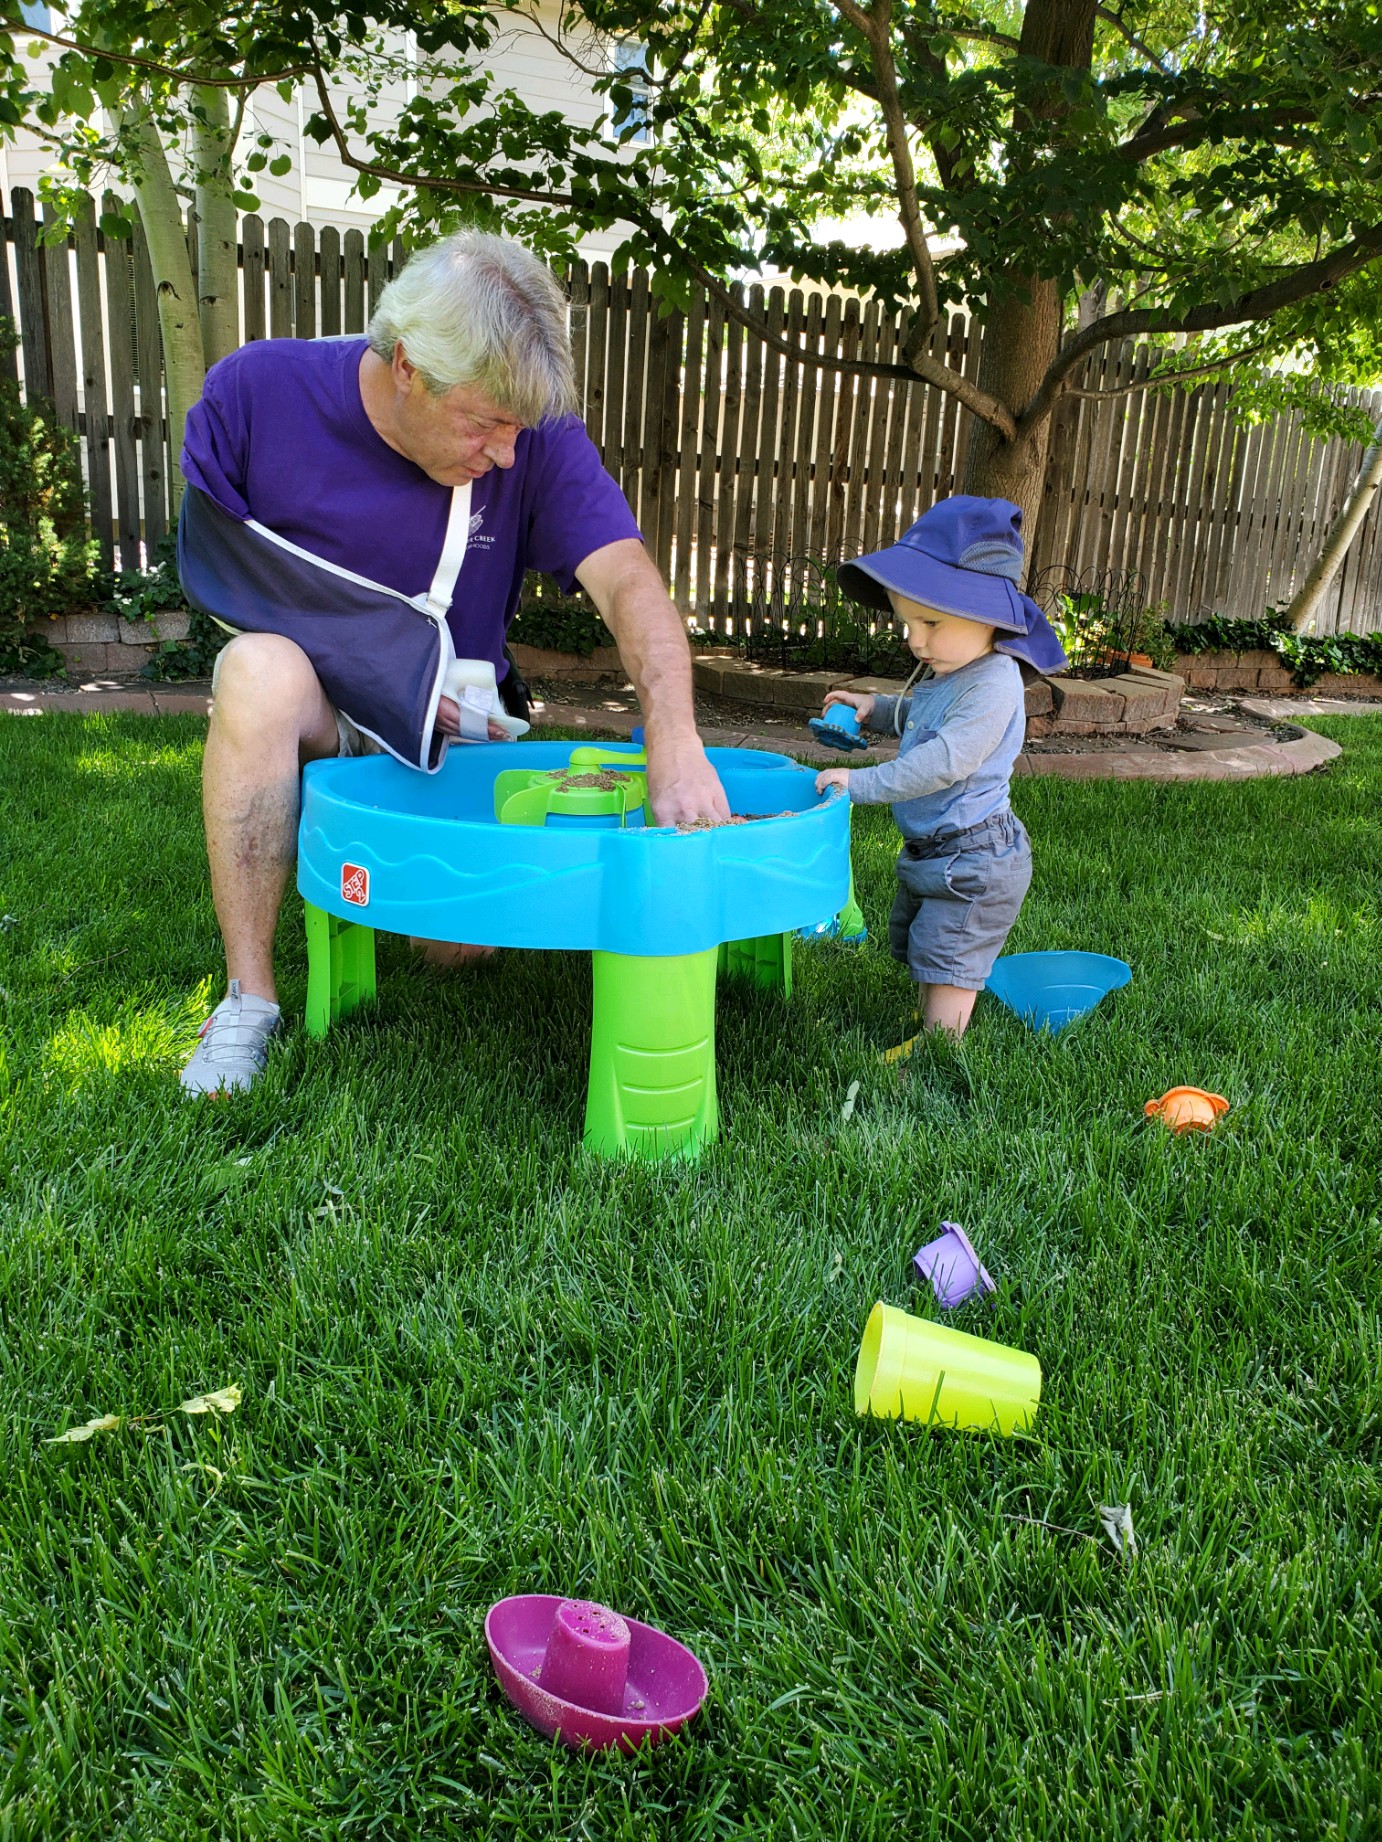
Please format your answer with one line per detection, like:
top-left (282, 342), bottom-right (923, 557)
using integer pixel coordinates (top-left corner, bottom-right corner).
top-left (177, 480), bottom-right (473, 772)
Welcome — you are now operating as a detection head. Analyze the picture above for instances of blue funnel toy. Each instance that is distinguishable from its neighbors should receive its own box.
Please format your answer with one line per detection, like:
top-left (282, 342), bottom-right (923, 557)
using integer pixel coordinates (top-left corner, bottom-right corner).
top-left (985, 951), bottom-right (1131, 1033)
top-left (809, 703), bottom-right (869, 752)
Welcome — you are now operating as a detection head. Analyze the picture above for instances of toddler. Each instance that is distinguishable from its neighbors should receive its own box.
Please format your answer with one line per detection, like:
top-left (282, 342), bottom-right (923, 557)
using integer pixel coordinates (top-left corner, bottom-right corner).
top-left (815, 496), bottom-right (1066, 1039)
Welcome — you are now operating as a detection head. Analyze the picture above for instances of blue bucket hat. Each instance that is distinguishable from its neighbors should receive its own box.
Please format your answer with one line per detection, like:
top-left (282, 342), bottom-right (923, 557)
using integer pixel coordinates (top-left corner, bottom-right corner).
top-left (837, 496), bottom-right (1068, 675)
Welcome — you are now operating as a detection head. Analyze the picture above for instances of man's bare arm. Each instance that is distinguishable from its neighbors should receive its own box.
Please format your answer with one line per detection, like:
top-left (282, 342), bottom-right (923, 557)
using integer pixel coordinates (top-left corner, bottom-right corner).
top-left (575, 538), bottom-right (729, 826)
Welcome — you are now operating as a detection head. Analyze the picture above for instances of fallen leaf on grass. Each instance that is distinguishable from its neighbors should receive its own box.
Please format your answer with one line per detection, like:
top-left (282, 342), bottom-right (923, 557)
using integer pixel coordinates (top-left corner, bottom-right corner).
top-left (45, 1413), bottom-right (122, 1444)
top-left (179, 1384), bottom-right (242, 1416)
top-left (840, 1080), bottom-right (860, 1123)
top-left (1099, 1502), bottom-right (1138, 1559)
top-left (181, 1461), bottom-right (226, 1486)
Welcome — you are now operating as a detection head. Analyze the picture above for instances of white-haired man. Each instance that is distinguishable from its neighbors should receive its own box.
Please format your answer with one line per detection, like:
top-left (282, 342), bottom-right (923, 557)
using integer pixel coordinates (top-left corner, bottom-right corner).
top-left (176, 231), bottom-right (729, 1095)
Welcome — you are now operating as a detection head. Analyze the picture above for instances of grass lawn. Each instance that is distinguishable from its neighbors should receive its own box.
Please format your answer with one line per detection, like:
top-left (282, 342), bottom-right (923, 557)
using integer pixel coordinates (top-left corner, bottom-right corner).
top-left (0, 711), bottom-right (1379, 1841)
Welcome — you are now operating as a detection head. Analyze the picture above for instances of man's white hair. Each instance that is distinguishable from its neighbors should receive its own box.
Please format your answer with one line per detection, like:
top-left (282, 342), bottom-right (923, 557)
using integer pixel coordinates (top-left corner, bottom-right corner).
top-left (367, 231), bottom-right (579, 425)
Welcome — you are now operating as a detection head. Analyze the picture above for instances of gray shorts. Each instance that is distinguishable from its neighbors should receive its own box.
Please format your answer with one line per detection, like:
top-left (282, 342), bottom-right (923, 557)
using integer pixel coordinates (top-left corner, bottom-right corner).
top-left (888, 810), bottom-right (1032, 991)
top-left (210, 642), bottom-right (380, 759)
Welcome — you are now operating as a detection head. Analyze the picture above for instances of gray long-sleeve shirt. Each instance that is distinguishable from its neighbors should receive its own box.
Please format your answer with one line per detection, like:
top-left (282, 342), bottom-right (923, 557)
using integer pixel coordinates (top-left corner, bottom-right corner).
top-left (846, 651), bottom-right (1025, 840)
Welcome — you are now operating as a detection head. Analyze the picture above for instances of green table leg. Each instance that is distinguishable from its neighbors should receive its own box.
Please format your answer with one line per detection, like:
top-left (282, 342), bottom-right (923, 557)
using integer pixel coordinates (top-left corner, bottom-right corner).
top-left (304, 901), bottom-right (377, 1039)
top-left (836, 863), bottom-right (867, 942)
top-left (585, 947), bottom-right (719, 1159)
top-left (718, 932), bottom-right (793, 998)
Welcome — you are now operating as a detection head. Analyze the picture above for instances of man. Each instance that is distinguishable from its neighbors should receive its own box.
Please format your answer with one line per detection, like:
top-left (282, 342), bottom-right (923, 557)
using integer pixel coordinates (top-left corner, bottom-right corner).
top-left (177, 231), bottom-right (728, 1095)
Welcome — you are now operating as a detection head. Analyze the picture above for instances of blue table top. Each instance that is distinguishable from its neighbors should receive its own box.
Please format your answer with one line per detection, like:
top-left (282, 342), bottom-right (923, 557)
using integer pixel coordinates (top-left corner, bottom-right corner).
top-left (298, 740), bottom-right (851, 957)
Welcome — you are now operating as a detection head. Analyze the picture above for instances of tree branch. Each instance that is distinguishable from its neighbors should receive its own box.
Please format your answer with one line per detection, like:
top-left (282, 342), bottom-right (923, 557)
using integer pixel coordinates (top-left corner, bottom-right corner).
top-left (1094, 4), bottom-right (1169, 73)
top-left (1117, 103), bottom-right (1362, 164)
top-left (0, 15), bottom-right (309, 87)
top-left (1063, 337), bottom-right (1269, 397)
top-left (896, 18), bottom-right (971, 198)
top-left (306, 58), bottom-right (1016, 436)
top-left (947, 24), bottom-right (1021, 51)
top-left (846, 0), bottom-right (939, 344)
top-left (1020, 224), bottom-right (1382, 430)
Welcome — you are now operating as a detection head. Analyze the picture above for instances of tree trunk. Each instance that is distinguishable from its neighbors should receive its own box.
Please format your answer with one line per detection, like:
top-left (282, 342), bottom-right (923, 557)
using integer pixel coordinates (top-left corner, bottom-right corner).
top-left (118, 97), bottom-right (206, 512)
top-left (192, 84), bottom-right (241, 368)
top-left (959, 0), bottom-right (1097, 563)
top-left (962, 277), bottom-right (1062, 544)
top-left (1286, 417), bottom-right (1382, 632)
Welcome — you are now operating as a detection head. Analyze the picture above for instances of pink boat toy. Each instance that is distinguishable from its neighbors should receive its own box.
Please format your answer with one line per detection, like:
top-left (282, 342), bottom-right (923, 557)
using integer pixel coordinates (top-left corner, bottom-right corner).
top-left (485, 1595), bottom-right (708, 1753)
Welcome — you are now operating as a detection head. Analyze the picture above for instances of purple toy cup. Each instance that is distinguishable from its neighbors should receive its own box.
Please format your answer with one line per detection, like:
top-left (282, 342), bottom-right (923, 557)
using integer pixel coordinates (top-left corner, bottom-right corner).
top-left (912, 1222), bottom-right (996, 1308)
top-left (538, 1600), bottom-right (631, 1715)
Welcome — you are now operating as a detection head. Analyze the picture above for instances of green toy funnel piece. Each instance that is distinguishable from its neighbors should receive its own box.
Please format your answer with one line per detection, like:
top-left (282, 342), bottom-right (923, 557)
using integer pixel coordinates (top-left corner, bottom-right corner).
top-left (494, 763), bottom-right (648, 828)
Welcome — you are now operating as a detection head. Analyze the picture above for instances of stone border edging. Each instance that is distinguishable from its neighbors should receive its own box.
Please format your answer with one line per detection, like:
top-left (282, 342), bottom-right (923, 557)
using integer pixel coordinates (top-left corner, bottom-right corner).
top-left (524, 703), bottom-right (1342, 781)
top-left (1013, 725), bottom-right (1340, 782)
top-left (0, 687), bottom-right (1348, 781)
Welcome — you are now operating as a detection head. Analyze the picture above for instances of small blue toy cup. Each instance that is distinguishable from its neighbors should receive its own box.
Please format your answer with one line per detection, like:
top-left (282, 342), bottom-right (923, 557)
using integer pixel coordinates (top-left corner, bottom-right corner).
top-left (809, 703), bottom-right (869, 752)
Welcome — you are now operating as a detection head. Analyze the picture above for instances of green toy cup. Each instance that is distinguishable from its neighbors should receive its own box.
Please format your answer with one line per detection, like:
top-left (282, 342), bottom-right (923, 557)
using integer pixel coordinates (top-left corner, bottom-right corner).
top-left (853, 1302), bottom-right (1041, 1435)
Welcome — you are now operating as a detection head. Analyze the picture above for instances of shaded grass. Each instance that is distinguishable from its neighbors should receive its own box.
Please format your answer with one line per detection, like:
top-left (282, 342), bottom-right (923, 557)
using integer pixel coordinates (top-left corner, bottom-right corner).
top-left (0, 712), bottom-right (1379, 1840)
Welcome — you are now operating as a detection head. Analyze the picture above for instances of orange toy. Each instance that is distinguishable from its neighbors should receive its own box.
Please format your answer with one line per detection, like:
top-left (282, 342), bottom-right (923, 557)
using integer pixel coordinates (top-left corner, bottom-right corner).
top-left (1144, 1086), bottom-right (1230, 1133)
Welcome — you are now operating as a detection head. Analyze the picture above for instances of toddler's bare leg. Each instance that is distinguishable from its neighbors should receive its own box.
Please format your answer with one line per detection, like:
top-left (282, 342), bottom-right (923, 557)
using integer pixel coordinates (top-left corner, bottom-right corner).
top-left (921, 983), bottom-right (979, 1039)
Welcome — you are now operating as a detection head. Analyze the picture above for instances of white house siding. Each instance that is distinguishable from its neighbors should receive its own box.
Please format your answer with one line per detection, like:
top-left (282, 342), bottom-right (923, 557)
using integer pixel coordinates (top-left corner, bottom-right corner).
top-left (3, 3), bottom-right (629, 256)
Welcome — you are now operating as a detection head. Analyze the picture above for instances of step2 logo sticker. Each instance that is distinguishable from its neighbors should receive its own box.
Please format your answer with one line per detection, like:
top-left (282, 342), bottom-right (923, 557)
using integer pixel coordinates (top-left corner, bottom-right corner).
top-left (341, 862), bottom-right (370, 906)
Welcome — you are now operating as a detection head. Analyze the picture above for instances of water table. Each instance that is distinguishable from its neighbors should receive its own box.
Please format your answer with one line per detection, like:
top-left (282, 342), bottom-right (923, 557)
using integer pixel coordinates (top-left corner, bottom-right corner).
top-left (297, 739), bottom-right (850, 1159)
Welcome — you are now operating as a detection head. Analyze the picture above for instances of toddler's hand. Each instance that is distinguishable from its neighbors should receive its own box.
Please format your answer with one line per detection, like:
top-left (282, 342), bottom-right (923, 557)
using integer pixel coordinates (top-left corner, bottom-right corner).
top-left (823, 690), bottom-right (876, 726)
top-left (815, 767), bottom-right (852, 796)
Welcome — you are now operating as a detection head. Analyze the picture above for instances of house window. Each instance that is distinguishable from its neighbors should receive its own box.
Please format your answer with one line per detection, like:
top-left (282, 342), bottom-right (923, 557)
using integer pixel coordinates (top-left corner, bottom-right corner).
top-left (20, 1), bottom-right (51, 27)
top-left (608, 41), bottom-right (651, 146)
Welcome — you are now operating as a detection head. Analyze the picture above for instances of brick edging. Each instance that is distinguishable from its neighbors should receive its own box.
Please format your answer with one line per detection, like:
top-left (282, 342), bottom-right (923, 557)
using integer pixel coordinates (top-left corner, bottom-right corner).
top-left (693, 653), bottom-right (1186, 738)
top-left (1175, 651), bottom-right (1382, 697)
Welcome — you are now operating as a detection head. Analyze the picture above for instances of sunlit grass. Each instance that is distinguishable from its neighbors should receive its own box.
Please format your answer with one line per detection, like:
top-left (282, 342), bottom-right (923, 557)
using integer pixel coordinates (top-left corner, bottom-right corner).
top-left (0, 710), bottom-right (1379, 1840)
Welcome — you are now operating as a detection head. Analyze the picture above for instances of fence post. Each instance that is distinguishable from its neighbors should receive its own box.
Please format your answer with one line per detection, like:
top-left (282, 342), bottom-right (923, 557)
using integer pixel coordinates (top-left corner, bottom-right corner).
top-left (319, 225), bottom-right (341, 336)
top-left (0, 197), bottom-right (18, 384)
top-left (10, 190), bottom-right (50, 403)
top-left (73, 197), bottom-right (114, 570)
top-left (268, 219), bottom-right (292, 337)
top-left (344, 229), bottom-right (366, 332)
top-left (131, 217), bottom-right (168, 550)
top-left (294, 220), bottom-right (316, 339)
top-left (242, 215), bottom-right (266, 342)
top-left (102, 192), bottom-right (142, 571)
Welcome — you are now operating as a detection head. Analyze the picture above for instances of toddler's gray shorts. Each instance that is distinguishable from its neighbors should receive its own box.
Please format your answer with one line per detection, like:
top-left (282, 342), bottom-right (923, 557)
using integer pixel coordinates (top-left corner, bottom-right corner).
top-left (888, 809), bottom-right (1032, 991)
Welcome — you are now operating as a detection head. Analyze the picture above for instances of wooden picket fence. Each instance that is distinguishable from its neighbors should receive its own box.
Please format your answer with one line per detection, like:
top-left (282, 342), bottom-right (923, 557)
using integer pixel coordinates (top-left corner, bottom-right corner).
top-left (4, 186), bottom-right (1380, 633)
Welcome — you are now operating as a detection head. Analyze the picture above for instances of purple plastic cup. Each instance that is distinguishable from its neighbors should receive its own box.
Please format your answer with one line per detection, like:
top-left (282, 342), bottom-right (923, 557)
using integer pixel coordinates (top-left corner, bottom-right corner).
top-left (538, 1600), bottom-right (630, 1715)
top-left (912, 1222), bottom-right (996, 1308)
top-left (486, 1594), bottom-right (709, 1753)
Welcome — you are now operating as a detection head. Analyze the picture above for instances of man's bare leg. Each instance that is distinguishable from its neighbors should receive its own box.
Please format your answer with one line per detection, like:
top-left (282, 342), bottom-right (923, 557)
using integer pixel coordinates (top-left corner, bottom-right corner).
top-left (203, 634), bottom-right (340, 1005)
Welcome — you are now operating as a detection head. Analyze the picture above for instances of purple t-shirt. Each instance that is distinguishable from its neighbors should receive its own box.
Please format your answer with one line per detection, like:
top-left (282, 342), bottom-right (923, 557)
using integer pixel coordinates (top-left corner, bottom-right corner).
top-left (180, 336), bottom-right (641, 673)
